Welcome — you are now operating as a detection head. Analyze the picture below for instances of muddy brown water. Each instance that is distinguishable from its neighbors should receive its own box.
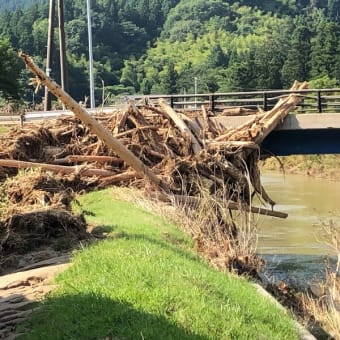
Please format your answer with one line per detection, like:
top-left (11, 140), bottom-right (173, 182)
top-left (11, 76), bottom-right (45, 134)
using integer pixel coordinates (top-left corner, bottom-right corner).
top-left (258, 171), bottom-right (340, 287)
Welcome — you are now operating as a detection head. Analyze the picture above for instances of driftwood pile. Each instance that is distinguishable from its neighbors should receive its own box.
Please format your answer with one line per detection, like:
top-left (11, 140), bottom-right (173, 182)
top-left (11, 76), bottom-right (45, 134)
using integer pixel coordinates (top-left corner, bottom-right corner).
top-left (0, 78), bottom-right (307, 218)
top-left (0, 53), bottom-right (308, 275)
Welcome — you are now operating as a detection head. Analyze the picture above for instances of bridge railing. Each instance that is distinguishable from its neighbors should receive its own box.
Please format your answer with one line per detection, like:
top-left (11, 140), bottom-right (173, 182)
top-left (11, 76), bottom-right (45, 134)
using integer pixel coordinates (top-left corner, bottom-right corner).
top-left (132, 88), bottom-right (340, 113)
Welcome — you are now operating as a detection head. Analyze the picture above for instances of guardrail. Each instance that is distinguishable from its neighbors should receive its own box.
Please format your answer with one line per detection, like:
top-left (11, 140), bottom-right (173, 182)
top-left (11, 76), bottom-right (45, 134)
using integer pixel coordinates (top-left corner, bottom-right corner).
top-left (132, 88), bottom-right (340, 113)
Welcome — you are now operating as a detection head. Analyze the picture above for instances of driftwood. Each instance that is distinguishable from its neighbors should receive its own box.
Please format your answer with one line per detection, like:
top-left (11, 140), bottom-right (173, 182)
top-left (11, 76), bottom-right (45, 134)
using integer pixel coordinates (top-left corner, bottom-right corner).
top-left (0, 159), bottom-right (116, 177)
top-left (158, 99), bottom-right (202, 154)
top-left (0, 55), bottom-right (311, 295)
top-left (221, 107), bottom-right (257, 116)
top-left (254, 81), bottom-right (308, 144)
top-left (98, 171), bottom-right (141, 187)
top-left (150, 192), bottom-right (287, 219)
top-left (52, 155), bottom-right (123, 165)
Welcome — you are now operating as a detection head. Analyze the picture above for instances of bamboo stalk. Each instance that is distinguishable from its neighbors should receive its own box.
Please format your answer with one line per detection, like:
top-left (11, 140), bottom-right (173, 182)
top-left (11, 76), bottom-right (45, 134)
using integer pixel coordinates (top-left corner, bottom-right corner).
top-left (19, 52), bottom-right (168, 191)
top-left (67, 155), bottom-right (123, 164)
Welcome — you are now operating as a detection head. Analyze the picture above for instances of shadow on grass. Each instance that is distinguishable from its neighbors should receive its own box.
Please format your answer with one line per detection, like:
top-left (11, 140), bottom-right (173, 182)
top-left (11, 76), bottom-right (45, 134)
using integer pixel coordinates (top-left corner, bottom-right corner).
top-left (21, 293), bottom-right (209, 340)
top-left (94, 224), bottom-right (202, 265)
top-left (89, 223), bottom-right (202, 265)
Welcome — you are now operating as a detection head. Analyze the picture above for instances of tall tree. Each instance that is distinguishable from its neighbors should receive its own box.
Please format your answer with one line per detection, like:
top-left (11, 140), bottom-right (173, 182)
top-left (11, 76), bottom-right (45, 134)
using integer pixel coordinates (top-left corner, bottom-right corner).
top-left (327, 0), bottom-right (340, 21)
top-left (224, 50), bottom-right (255, 91)
top-left (309, 13), bottom-right (340, 81)
top-left (281, 16), bottom-right (311, 86)
top-left (0, 39), bottom-right (23, 99)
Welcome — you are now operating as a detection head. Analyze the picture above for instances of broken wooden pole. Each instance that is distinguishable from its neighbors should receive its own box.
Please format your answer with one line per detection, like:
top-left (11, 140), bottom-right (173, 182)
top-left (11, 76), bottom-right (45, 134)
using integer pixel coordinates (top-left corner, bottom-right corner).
top-left (19, 52), bottom-right (168, 191)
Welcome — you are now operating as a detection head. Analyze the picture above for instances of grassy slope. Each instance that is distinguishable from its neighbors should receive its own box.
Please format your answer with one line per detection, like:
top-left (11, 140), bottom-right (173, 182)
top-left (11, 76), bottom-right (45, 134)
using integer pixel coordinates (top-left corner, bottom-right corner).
top-left (20, 189), bottom-right (299, 340)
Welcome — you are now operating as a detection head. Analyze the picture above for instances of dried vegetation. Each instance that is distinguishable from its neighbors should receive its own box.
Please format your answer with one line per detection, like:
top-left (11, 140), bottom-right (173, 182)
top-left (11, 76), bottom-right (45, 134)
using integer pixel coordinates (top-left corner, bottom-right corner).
top-left (302, 221), bottom-right (340, 339)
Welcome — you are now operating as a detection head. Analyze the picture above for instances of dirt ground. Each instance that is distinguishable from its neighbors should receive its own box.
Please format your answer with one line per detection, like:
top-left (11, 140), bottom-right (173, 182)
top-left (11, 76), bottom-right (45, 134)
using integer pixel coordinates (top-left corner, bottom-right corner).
top-left (0, 259), bottom-right (70, 339)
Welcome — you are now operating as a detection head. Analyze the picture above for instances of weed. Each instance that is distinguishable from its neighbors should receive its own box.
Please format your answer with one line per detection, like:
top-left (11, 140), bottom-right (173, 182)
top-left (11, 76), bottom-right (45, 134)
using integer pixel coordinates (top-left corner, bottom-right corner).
top-left (303, 219), bottom-right (340, 339)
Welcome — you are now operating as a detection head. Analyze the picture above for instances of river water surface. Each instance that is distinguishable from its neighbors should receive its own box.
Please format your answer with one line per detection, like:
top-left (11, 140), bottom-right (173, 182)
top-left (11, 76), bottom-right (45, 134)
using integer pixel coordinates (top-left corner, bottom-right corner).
top-left (257, 172), bottom-right (340, 286)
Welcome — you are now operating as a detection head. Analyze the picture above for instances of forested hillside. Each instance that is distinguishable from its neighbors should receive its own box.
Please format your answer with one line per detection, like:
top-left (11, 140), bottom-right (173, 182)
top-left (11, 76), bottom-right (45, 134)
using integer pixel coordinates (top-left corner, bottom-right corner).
top-left (0, 0), bottom-right (44, 12)
top-left (0, 0), bottom-right (339, 105)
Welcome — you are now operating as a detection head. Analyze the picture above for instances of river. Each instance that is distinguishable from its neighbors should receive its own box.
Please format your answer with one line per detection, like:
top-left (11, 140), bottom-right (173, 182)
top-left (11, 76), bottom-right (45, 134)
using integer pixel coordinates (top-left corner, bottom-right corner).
top-left (257, 171), bottom-right (340, 287)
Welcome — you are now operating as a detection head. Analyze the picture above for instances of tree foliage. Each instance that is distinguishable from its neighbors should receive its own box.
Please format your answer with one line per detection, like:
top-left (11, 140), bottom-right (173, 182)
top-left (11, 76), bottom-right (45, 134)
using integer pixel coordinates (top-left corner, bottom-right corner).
top-left (0, 0), bottom-right (339, 104)
top-left (0, 38), bottom-right (23, 99)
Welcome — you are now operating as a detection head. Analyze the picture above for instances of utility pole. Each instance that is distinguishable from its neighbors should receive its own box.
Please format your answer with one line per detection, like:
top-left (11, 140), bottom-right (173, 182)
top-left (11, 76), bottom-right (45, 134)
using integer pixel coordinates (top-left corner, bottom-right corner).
top-left (86, 0), bottom-right (95, 108)
top-left (194, 77), bottom-right (198, 110)
top-left (58, 0), bottom-right (68, 95)
top-left (44, 0), bottom-right (55, 111)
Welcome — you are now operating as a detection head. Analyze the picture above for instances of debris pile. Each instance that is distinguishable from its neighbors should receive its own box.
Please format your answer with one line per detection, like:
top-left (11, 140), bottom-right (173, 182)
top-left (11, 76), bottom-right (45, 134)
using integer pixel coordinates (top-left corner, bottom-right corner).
top-left (0, 81), bottom-right (307, 211)
top-left (0, 53), bottom-right (308, 275)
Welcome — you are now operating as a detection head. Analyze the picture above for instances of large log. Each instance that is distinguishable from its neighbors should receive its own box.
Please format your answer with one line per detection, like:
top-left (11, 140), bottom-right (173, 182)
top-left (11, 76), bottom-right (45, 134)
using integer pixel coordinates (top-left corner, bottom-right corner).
top-left (19, 52), bottom-right (168, 191)
top-left (99, 171), bottom-right (141, 187)
top-left (52, 155), bottom-right (124, 165)
top-left (158, 99), bottom-right (202, 154)
top-left (255, 80), bottom-right (308, 144)
top-left (150, 192), bottom-right (288, 219)
top-left (0, 159), bottom-right (116, 177)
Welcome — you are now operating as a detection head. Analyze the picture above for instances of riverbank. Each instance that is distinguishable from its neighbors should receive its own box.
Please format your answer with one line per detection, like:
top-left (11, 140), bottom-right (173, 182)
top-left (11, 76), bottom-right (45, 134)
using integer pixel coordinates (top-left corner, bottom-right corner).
top-left (15, 188), bottom-right (301, 339)
top-left (260, 155), bottom-right (340, 181)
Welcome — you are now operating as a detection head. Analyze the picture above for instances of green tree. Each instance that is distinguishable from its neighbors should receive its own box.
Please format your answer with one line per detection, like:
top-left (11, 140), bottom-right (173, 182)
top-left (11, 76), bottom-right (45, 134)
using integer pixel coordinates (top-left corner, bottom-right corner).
top-left (281, 16), bottom-right (311, 86)
top-left (327, 0), bottom-right (340, 21)
top-left (0, 39), bottom-right (22, 99)
top-left (253, 20), bottom-right (290, 89)
top-left (309, 14), bottom-right (340, 81)
top-left (224, 50), bottom-right (255, 91)
top-left (152, 63), bottom-right (178, 94)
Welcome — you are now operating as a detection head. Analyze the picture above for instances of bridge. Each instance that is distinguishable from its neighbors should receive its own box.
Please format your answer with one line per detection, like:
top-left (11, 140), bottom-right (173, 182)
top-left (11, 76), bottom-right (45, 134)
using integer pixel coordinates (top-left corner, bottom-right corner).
top-left (1, 88), bottom-right (340, 156)
top-left (216, 114), bottom-right (340, 156)
top-left (133, 88), bottom-right (340, 156)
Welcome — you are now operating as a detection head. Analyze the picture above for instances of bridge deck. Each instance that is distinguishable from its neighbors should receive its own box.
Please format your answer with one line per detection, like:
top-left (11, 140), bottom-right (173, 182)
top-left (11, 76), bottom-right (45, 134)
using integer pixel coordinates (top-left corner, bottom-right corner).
top-left (215, 114), bottom-right (340, 156)
top-left (215, 113), bottom-right (340, 130)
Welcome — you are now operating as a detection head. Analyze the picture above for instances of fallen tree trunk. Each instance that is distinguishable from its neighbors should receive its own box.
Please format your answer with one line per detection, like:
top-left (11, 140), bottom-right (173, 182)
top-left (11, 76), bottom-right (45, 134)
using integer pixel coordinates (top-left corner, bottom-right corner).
top-left (0, 159), bottom-right (116, 177)
top-left (150, 192), bottom-right (288, 219)
top-left (99, 171), bottom-right (141, 187)
top-left (254, 81), bottom-right (308, 144)
top-left (52, 155), bottom-right (124, 165)
top-left (19, 52), bottom-right (168, 192)
top-left (158, 99), bottom-right (203, 154)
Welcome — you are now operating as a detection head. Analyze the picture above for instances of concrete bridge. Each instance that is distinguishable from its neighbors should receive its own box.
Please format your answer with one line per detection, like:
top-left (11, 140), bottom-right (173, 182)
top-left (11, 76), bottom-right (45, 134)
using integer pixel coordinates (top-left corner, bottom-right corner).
top-left (216, 113), bottom-right (340, 156)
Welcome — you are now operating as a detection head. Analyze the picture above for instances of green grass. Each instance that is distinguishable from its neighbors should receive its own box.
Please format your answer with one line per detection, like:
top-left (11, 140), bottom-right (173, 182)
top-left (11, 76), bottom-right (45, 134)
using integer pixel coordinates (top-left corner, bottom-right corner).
top-left (0, 125), bottom-right (10, 134)
top-left (260, 155), bottom-right (340, 180)
top-left (20, 189), bottom-right (300, 340)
